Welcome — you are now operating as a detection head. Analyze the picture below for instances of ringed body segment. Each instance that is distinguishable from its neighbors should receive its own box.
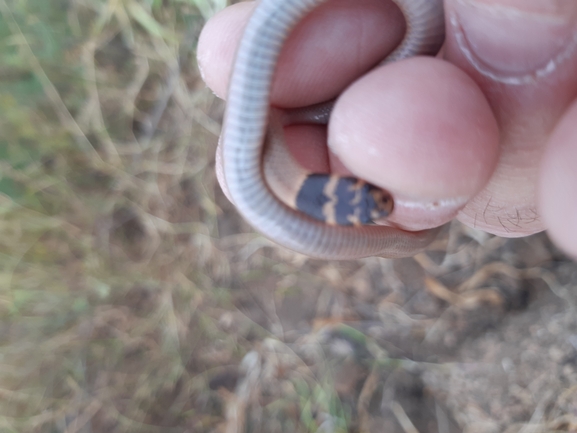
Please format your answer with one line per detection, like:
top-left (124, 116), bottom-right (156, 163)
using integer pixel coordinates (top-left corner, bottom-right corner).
top-left (295, 175), bottom-right (393, 226)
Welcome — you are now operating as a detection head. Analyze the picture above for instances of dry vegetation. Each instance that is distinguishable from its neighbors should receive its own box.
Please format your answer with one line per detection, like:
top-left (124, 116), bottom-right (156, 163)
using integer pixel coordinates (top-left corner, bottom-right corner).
top-left (1, 1), bottom-right (577, 432)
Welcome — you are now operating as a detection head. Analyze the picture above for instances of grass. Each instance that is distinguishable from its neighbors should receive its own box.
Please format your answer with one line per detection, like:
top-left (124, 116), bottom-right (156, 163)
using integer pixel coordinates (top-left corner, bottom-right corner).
top-left (0, 0), bottom-right (238, 431)
top-left (1, 0), bottom-right (577, 432)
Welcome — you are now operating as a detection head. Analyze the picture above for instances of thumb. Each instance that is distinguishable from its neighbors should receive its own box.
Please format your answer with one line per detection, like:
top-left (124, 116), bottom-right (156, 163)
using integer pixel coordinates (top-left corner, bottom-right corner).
top-left (444, 0), bottom-right (577, 237)
top-left (445, 0), bottom-right (577, 85)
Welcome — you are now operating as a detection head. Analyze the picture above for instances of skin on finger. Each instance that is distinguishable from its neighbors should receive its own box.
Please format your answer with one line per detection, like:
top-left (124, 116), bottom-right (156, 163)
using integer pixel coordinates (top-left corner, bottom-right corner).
top-left (284, 125), bottom-right (331, 172)
top-left (329, 57), bottom-right (500, 230)
top-left (539, 99), bottom-right (577, 260)
top-left (444, 0), bottom-right (577, 237)
top-left (197, 2), bottom-right (253, 100)
top-left (197, 0), bottom-right (405, 106)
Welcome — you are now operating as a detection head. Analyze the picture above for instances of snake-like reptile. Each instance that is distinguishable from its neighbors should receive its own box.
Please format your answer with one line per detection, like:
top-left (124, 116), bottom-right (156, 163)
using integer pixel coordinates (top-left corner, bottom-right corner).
top-left (221, 0), bottom-right (446, 259)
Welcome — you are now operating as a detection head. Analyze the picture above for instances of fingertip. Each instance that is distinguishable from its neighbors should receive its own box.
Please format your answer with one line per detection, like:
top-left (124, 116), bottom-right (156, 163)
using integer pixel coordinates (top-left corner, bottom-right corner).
top-left (198, 0), bottom-right (406, 106)
top-left (197, 2), bottom-right (254, 99)
top-left (271, 0), bottom-right (405, 106)
top-left (329, 57), bottom-right (500, 229)
top-left (539, 100), bottom-right (577, 260)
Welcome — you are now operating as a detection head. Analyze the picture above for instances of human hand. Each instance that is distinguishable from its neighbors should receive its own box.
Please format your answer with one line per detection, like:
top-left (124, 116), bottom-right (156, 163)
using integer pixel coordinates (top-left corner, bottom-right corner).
top-left (197, 0), bottom-right (577, 259)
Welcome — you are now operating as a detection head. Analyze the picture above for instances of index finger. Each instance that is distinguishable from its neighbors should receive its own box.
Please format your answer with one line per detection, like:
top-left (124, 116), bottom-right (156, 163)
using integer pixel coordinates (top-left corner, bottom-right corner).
top-left (197, 0), bottom-right (406, 108)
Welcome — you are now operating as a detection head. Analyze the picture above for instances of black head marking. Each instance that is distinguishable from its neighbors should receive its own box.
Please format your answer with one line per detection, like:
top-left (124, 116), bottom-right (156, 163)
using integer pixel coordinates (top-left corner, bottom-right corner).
top-left (295, 175), bottom-right (393, 226)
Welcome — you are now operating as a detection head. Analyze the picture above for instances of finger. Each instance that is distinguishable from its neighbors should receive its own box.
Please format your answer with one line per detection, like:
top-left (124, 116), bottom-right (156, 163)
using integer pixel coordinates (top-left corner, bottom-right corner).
top-left (205, 0), bottom-right (408, 203)
top-left (197, 2), bottom-right (253, 100)
top-left (444, 0), bottom-right (577, 237)
top-left (539, 99), bottom-right (577, 260)
top-left (329, 57), bottom-right (500, 230)
top-left (284, 125), bottom-right (331, 172)
top-left (198, 0), bottom-right (405, 107)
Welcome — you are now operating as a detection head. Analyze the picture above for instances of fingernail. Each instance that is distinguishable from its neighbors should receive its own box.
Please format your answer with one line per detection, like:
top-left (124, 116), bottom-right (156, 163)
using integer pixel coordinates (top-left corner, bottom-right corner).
top-left (450, 0), bottom-right (577, 84)
top-left (380, 195), bottom-right (469, 231)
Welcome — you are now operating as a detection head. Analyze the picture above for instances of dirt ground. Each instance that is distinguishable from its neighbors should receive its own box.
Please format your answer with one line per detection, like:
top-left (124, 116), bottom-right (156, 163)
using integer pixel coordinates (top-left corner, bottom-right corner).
top-left (211, 208), bottom-right (577, 432)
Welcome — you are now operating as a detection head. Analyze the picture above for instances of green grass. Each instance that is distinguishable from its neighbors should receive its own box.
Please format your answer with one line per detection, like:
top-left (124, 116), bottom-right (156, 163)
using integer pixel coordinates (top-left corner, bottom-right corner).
top-left (0, 0), bottom-right (239, 431)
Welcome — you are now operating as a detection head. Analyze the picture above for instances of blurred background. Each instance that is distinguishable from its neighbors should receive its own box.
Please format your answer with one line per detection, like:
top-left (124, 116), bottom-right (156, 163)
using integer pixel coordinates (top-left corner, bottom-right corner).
top-left (1, 0), bottom-right (577, 432)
